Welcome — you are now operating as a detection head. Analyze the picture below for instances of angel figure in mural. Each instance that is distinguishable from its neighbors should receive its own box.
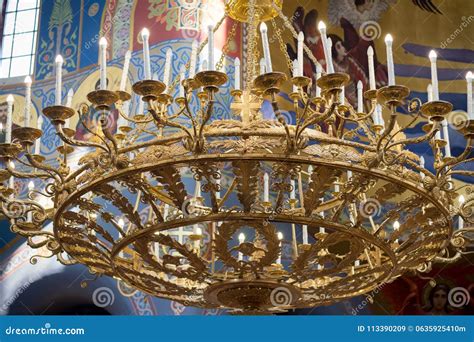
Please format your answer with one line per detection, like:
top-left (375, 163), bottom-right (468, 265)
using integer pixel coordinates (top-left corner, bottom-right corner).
top-left (400, 278), bottom-right (473, 315)
top-left (74, 79), bottom-right (119, 142)
top-left (287, 6), bottom-right (382, 105)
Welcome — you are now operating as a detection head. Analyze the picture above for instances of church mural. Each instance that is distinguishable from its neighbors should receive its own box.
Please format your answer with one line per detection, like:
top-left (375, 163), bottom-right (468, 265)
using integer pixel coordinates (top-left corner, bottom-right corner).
top-left (0, 0), bottom-right (472, 316)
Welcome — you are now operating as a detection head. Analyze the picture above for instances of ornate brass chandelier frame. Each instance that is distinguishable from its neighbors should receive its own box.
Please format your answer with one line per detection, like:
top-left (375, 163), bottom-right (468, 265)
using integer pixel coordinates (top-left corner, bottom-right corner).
top-left (0, 0), bottom-right (473, 313)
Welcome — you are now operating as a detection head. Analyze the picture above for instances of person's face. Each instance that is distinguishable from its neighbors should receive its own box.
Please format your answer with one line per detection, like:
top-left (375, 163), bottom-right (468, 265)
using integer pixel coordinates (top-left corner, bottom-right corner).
top-left (335, 41), bottom-right (347, 61)
top-left (0, 103), bottom-right (8, 123)
top-left (432, 289), bottom-right (447, 311)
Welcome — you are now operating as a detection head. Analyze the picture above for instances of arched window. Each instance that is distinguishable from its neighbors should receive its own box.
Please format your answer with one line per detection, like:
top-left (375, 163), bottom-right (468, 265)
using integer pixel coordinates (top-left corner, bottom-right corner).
top-left (0, 0), bottom-right (40, 78)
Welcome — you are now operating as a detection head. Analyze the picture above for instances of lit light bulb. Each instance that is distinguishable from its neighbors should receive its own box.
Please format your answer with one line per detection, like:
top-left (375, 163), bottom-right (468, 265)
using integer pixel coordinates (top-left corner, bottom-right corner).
top-left (99, 37), bottom-right (107, 46)
top-left (27, 181), bottom-right (34, 190)
top-left (118, 218), bottom-right (125, 228)
top-left (0, 122), bottom-right (3, 131)
top-left (459, 195), bottom-right (465, 204)
top-left (141, 28), bottom-right (150, 38)
top-left (384, 33), bottom-right (393, 43)
top-left (24, 75), bottom-right (32, 85)
top-left (429, 49), bottom-right (437, 60)
top-left (55, 55), bottom-right (63, 64)
top-left (317, 21), bottom-right (326, 31)
top-left (277, 232), bottom-right (283, 240)
top-left (238, 233), bottom-right (245, 244)
top-left (7, 94), bottom-right (14, 103)
top-left (8, 161), bottom-right (15, 169)
top-left (466, 71), bottom-right (473, 81)
top-left (393, 221), bottom-right (400, 230)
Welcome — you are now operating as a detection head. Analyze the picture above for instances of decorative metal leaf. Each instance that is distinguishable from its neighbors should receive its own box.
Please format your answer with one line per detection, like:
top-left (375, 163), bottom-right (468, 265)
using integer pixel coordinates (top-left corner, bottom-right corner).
top-left (232, 161), bottom-right (260, 212)
top-left (150, 167), bottom-right (187, 209)
top-left (92, 183), bottom-right (143, 230)
top-left (304, 166), bottom-right (341, 216)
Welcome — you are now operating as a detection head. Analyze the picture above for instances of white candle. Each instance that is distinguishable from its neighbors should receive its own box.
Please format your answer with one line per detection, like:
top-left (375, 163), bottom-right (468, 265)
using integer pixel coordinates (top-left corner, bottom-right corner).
top-left (199, 59), bottom-right (207, 72)
top-left (207, 25), bottom-right (215, 71)
top-left (339, 85), bottom-right (344, 104)
top-left (5, 94), bottom-right (13, 143)
top-left (179, 65), bottom-right (185, 98)
top-left (277, 232), bottom-right (283, 264)
top-left (55, 55), bottom-right (63, 105)
top-left (302, 225), bottom-right (308, 244)
top-left (357, 80), bottom-right (363, 112)
top-left (99, 37), bottom-right (108, 90)
top-left (195, 179), bottom-right (201, 198)
top-left (34, 114), bottom-right (43, 154)
top-left (137, 96), bottom-right (144, 114)
top-left (458, 195), bottom-right (465, 229)
top-left (367, 46), bottom-right (376, 90)
top-left (141, 28), bottom-right (151, 79)
top-left (216, 173), bottom-right (221, 200)
top-left (27, 181), bottom-right (34, 221)
top-left (466, 71), bottom-right (473, 119)
top-left (163, 48), bottom-right (173, 90)
top-left (442, 120), bottom-right (451, 157)
top-left (234, 57), bottom-right (241, 90)
top-left (189, 40), bottom-right (198, 78)
top-left (318, 21), bottom-right (333, 73)
top-left (419, 156), bottom-right (425, 179)
top-left (384, 34), bottom-right (395, 86)
top-left (377, 105), bottom-right (385, 128)
top-left (259, 22), bottom-right (272, 72)
top-left (427, 83), bottom-right (433, 102)
top-left (120, 50), bottom-right (132, 91)
top-left (429, 50), bottom-right (439, 101)
top-left (263, 172), bottom-right (269, 202)
top-left (66, 88), bottom-right (74, 107)
top-left (24, 76), bottom-right (32, 127)
top-left (316, 64), bottom-right (322, 97)
top-left (290, 179), bottom-right (296, 200)
top-left (259, 58), bottom-right (266, 75)
top-left (297, 31), bottom-right (304, 76)
top-left (292, 59), bottom-right (299, 93)
top-left (326, 37), bottom-right (334, 74)
top-left (238, 233), bottom-right (245, 261)
top-left (373, 103), bottom-right (379, 125)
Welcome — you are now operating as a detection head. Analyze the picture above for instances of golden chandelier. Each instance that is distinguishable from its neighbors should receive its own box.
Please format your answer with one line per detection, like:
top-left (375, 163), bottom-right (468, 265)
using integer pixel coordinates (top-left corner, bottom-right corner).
top-left (1, 0), bottom-right (473, 313)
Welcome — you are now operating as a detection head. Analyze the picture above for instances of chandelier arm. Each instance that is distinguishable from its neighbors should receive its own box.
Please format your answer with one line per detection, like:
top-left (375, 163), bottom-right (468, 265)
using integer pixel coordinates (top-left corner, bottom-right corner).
top-left (100, 119), bottom-right (119, 165)
top-left (24, 152), bottom-right (65, 183)
top-left (385, 126), bottom-right (437, 155)
top-left (117, 105), bottom-right (153, 124)
top-left (434, 252), bottom-right (462, 263)
top-left (6, 158), bottom-right (53, 180)
top-left (297, 103), bottom-right (338, 139)
top-left (443, 138), bottom-right (473, 170)
top-left (183, 92), bottom-right (199, 137)
top-left (375, 112), bottom-right (398, 162)
top-left (198, 92), bottom-right (215, 140)
top-left (270, 94), bottom-right (293, 150)
top-left (56, 123), bottom-right (110, 154)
